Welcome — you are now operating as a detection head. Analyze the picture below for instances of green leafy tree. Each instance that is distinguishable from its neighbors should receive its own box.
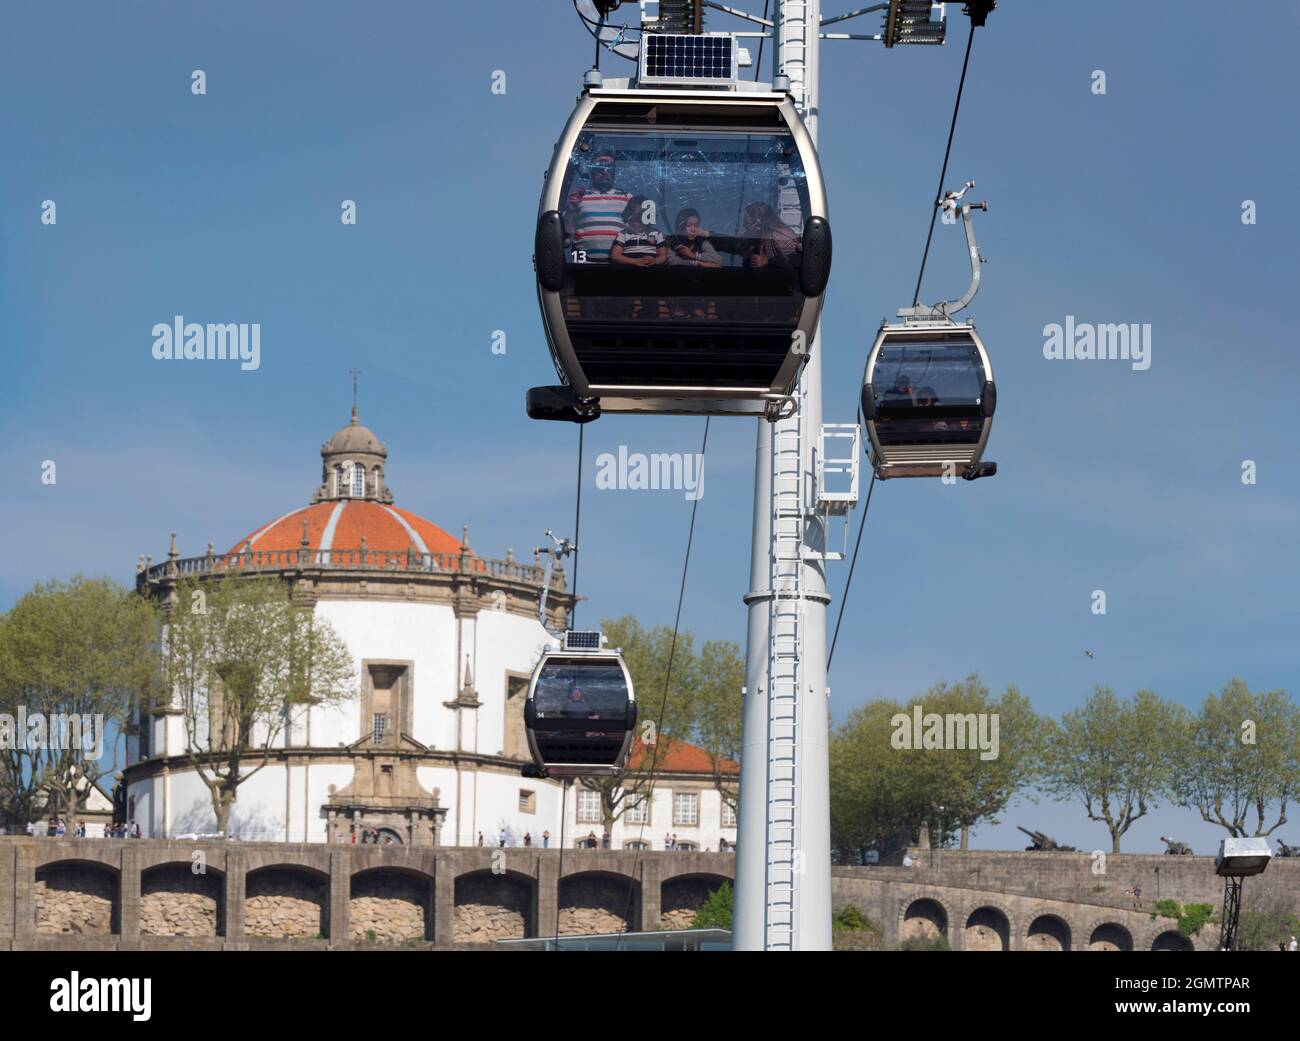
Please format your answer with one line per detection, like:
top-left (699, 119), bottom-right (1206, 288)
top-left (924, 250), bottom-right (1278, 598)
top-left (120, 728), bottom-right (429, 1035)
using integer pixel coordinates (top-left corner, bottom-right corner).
top-left (1041, 687), bottom-right (1182, 853)
top-left (832, 904), bottom-right (873, 932)
top-left (692, 638), bottom-right (744, 815)
top-left (1152, 899), bottom-right (1216, 937)
top-left (578, 616), bottom-right (699, 834)
top-left (917, 678), bottom-right (1044, 849)
top-left (161, 574), bottom-right (355, 834)
top-left (898, 934), bottom-right (950, 951)
top-left (691, 880), bottom-right (733, 930)
top-left (0, 576), bottom-right (159, 825)
top-left (1237, 883), bottom-right (1300, 951)
top-left (830, 698), bottom-right (914, 857)
top-left (830, 676), bottom-right (1040, 856)
top-left (1169, 679), bottom-right (1300, 837)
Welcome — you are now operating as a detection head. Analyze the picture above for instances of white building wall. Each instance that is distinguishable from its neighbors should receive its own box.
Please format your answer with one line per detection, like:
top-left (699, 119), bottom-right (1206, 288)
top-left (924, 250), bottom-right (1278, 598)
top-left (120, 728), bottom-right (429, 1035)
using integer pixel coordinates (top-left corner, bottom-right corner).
top-left (312, 599), bottom-right (460, 749)
top-left (467, 608), bottom-right (554, 757)
top-left (129, 597), bottom-right (733, 849)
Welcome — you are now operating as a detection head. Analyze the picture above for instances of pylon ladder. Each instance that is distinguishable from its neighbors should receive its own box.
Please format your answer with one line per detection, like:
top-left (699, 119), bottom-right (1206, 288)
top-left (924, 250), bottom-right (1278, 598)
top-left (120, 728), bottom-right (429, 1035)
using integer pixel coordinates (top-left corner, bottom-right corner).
top-left (765, 378), bottom-right (806, 949)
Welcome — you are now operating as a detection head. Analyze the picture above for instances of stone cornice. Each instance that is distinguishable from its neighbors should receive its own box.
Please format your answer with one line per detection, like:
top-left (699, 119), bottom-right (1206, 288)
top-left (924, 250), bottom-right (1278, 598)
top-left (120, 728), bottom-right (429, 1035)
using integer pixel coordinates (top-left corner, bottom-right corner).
top-left (138, 555), bottom-right (573, 630)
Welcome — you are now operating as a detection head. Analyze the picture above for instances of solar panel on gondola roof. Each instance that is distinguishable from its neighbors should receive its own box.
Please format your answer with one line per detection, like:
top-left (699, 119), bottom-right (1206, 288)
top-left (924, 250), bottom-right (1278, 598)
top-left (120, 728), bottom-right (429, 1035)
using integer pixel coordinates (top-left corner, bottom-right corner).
top-left (642, 34), bottom-right (735, 82)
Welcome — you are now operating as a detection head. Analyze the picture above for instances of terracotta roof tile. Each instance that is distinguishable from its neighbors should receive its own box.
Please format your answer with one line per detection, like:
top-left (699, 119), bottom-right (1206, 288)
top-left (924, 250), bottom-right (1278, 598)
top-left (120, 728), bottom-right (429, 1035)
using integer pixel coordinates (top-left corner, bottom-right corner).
top-left (628, 739), bottom-right (739, 776)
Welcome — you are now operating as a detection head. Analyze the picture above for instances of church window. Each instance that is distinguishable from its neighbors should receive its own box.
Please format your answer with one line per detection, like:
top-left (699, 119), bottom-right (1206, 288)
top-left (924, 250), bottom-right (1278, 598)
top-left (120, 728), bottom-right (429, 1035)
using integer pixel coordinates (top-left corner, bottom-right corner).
top-left (334, 464), bottom-right (345, 496)
top-left (518, 789), bottom-right (536, 814)
top-left (372, 713), bottom-right (389, 743)
top-left (351, 464), bottom-right (365, 497)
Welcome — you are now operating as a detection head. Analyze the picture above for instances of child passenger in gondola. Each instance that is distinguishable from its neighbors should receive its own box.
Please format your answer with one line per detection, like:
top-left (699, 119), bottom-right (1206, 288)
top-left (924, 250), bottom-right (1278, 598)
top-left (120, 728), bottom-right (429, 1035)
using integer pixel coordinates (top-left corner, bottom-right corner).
top-left (668, 208), bottom-right (722, 319)
top-left (610, 196), bottom-right (667, 267)
top-left (667, 209), bottom-right (722, 269)
top-left (611, 196), bottom-right (667, 319)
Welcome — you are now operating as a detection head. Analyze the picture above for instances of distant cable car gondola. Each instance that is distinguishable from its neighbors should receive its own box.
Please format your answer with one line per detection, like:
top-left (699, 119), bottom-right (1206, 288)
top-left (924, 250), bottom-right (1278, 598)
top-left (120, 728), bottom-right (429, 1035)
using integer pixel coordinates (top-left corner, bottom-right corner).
top-left (861, 181), bottom-right (998, 480)
top-left (524, 630), bottom-right (636, 778)
top-left (529, 49), bottom-right (832, 422)
top-left (861, 320), bottom-right (996, 479)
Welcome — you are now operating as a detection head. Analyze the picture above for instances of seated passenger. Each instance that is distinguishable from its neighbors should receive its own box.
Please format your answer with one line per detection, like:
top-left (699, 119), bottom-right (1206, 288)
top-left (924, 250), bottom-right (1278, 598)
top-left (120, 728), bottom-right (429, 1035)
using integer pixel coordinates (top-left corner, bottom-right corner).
top-left (667, 209), bottom-right (722, 268)
top-left (741, 203), bottom-right (800, 270)
top-left (883, 373), bottom-right (915, 403)
top-left (565, 687), bottom-right (590, 717)
top-left (914, 386), bottom-right (949, 433)
top-left (610, 196), bottom-right (667, 267)
top-left (667, 208), bottom-right (722, 318)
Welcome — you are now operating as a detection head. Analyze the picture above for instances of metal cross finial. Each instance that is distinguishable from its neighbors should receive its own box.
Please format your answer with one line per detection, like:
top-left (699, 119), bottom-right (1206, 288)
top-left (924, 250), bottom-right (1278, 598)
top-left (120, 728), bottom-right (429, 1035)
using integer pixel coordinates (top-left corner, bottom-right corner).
top-left (349, 368), bottom-right (362, 410)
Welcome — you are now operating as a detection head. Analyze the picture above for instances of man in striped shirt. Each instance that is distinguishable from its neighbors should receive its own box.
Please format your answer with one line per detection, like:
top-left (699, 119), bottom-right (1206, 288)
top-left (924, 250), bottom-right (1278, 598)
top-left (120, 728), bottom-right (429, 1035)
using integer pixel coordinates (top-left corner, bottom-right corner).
top-left (564, 153), bottom-right (631, 263)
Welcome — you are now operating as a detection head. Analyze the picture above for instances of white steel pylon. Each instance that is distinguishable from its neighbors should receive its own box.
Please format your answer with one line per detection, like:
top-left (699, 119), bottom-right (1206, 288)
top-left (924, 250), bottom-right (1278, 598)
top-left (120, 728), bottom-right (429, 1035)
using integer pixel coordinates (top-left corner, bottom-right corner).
top-left (734, 0), bottom-right (833, 951)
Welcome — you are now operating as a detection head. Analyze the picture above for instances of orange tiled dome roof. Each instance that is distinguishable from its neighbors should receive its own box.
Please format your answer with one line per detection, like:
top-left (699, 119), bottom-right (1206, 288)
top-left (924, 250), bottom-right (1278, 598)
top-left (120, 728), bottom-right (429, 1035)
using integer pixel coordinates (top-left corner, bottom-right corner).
top-left (228, 500), bottom-right (462, 557)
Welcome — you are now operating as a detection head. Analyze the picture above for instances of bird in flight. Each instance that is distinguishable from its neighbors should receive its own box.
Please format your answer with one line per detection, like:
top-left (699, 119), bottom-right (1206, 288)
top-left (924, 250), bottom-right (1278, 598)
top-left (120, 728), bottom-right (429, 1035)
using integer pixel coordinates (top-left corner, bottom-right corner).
top-left (1083, 649), bottom-right (1095, 659)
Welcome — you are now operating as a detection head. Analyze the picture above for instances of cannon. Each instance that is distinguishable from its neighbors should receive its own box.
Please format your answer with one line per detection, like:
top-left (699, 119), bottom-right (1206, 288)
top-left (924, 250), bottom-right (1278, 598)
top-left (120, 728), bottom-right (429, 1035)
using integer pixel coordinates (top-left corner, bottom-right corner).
top-left (1277, 839), bottom-right (1299, 858)
top-left (1017, 826), bottom-right (1077, 852)
top-left (1160, 836), bottom-right (1193, 856)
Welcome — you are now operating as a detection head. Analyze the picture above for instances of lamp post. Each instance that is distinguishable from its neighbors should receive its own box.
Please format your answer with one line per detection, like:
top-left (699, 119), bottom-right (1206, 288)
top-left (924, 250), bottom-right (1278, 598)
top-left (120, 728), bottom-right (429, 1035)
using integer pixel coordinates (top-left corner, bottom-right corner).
top-left (1215, 837), bottom-right (1272, 951)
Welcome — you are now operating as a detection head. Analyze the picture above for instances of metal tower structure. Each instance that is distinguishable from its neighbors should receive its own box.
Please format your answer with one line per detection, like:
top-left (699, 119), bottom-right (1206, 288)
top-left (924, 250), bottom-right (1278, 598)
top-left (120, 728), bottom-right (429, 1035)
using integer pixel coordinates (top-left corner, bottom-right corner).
top-left (734, 0), bottom-right (831, 953)
top-left (735, 0), bottom-right (960, 951)
top-left (570, 0), bottom-right (963, 951)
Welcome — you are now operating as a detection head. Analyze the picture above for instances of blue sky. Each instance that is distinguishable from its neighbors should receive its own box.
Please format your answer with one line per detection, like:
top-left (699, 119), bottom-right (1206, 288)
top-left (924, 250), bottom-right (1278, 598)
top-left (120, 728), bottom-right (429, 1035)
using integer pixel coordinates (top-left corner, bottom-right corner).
top-left (1, 1), bottom-right (1295, 853)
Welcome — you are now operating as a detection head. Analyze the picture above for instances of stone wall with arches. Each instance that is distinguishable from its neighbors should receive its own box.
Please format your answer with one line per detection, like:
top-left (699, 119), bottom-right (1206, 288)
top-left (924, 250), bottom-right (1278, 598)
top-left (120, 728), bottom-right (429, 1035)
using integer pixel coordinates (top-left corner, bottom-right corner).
top-left (1, 840), bottom-right (1273, 950)
top-left (0, 839), bottom-right (734, 949)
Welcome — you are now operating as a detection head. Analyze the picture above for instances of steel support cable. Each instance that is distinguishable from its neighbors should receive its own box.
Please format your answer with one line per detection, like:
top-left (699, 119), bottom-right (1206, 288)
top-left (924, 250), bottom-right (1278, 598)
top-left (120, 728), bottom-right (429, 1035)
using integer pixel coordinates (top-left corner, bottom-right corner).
top-left (573, 0), bottom-right (642, 62)
top-left (614, 416), bottom-right (710, 936)
top-left (910, 17), bottom-right (978, 308)
top-left (827, 458), bottom-right (876, 670)
top-left (832, 11), bottom-right (989, 664)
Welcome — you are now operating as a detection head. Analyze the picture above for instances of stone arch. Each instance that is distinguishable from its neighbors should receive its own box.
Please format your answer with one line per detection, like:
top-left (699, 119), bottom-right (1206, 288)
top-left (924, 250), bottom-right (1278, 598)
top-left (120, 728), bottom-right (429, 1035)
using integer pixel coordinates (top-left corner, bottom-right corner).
top-left (662, 858), bottom-right (735, 885)
top-left (660, 873), bottom-right (729, 930)
top-left (350, 866), bottom-right (434, 943)
top-left (140, 862), bottom-right (224, 938)
top-left (964, 904), bottom-right (1011, 951)
top-left (900, 897), bottom-right (949, 944)
top-left (34, 844), bottom-right (120, 871)
top-left (245, 865), bottom-right (330, 939)
top-left (34, 860), bottom-right (119, 936)
top-left (559, 860), bottom-right (639, 883)
top-left (1025, 913), bottom-right (1072, 951)
top-left (1151, 930), bottom-right (1194, 951)
top-left (454, 869), bottom-right (534, 943)
top-left (1088, 921), bottom-right (1133, 951)
top-left (558, 870), bottom-right (639, 936)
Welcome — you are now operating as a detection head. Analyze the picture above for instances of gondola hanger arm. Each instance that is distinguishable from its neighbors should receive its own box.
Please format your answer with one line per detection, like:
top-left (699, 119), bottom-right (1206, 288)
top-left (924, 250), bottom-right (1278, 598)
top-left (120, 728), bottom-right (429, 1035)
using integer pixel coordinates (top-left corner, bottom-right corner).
top-left (897, 180), bottom-right (988, 321)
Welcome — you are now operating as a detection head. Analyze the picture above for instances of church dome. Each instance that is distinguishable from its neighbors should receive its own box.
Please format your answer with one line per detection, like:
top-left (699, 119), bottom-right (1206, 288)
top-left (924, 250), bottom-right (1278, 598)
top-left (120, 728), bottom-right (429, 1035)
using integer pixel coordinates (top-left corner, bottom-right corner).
top-left (227, 500), bottom-right (462, 559)
top-left (227, 405), bottom-right (461, 557)
top-left (322, 408), bottom-right (387, 458)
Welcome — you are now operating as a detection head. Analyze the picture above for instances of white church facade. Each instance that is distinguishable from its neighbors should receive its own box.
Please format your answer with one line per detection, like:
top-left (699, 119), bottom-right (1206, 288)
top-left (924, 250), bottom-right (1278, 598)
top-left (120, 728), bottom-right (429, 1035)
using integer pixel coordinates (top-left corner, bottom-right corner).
top-left (124, 409), bottom-right (738, 852)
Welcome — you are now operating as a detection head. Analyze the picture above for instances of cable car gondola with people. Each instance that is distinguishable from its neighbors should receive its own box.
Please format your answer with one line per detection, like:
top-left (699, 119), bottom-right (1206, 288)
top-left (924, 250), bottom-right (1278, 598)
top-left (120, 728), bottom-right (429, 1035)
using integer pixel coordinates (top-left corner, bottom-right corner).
top-left (529, 33), bottom-right (832, 423)
top-left (861, 181), bottom-right (998, 480)
top-left (524, 630), bottom-right (637, 778)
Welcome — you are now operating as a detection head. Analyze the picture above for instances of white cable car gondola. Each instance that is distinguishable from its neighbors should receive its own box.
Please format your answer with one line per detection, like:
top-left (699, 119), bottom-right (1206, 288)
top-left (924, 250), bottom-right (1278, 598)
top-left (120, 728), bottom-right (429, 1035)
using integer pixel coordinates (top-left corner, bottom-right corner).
top-left (529, 38), bottom-right (832, 423)
top-left (524, 630), bottom-right (636, 778)
top-left (861, 182), bottom-right (998, 480)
